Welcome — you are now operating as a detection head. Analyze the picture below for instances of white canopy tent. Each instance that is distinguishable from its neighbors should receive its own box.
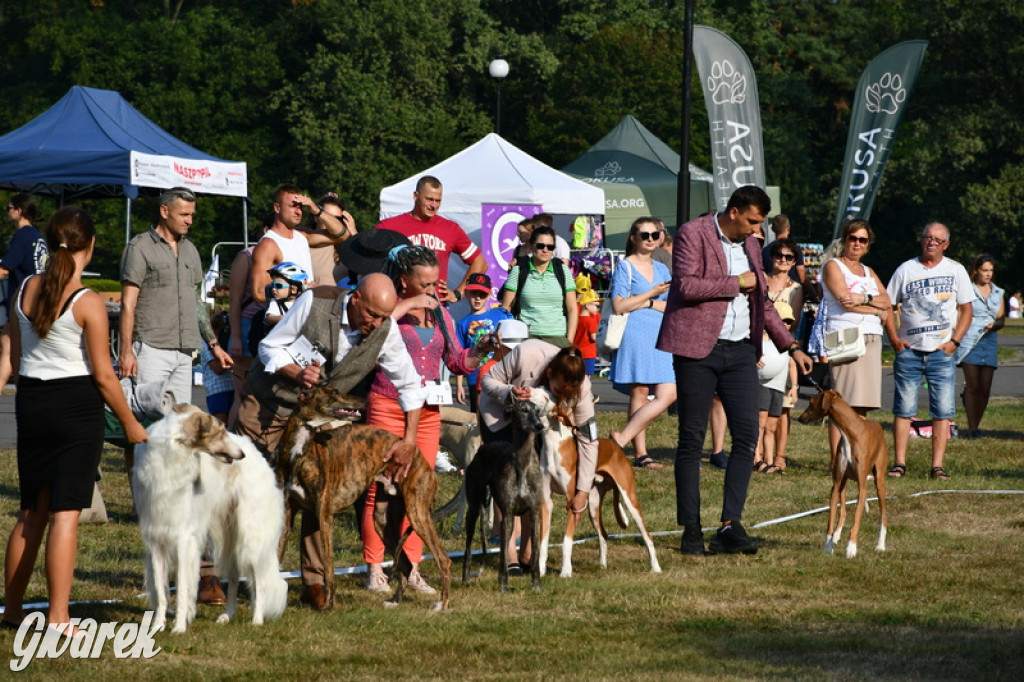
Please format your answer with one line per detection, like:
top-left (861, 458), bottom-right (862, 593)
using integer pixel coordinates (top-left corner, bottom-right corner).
top-left (379, 133), bottom-right (605, 289)
top-left (380, 133), bottom-right (604, 226)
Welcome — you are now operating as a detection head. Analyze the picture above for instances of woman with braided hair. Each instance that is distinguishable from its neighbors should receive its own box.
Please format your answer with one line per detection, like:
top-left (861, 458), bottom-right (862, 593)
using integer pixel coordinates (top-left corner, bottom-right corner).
top-left (361, 244), bottom-right (499, 593)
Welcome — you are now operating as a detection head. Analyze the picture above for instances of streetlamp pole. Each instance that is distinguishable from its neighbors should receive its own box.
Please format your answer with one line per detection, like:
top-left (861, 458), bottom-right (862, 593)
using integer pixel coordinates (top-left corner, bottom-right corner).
top-left (677, 0), bottom-right (696, 227)
top-left (488, 56), bottom-right (509, 135)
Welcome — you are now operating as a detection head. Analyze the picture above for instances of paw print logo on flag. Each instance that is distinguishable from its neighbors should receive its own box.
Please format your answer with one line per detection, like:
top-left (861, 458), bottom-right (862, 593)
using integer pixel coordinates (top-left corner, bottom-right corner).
top-left (864, 72), bottom-right (907, 114)
top-left (706, 60), bottom-right (746, 105)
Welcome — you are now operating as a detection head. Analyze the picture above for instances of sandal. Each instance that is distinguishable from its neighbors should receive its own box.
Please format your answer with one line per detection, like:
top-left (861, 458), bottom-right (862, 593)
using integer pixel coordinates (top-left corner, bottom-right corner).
top-left (887, 463), bottom-right (907, 478)
top-left (764, 464), bottom-right (786, 475)
top-left (633, 455), bottom-right (663, 469)
top-left (753, 460), bottom-right (768, 473)
top-left (930, 466), bottom-right (951, 480)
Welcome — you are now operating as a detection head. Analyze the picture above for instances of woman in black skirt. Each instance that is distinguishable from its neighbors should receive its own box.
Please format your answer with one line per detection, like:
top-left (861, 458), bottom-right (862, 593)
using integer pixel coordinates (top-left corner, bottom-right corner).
top-left (2, 207), bottom-right (147, 635)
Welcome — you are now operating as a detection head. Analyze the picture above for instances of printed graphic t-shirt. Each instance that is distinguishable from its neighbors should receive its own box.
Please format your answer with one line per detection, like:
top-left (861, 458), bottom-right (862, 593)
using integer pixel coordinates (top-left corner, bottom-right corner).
top-left (887, 256), bottom-right (974, 351)
top-left (375, 213), bottom-right (479, 282)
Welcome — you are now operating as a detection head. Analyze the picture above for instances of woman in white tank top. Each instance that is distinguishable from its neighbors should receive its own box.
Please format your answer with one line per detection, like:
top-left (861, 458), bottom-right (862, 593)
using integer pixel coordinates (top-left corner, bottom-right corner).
top-left (820, 219), bottom-right (892, 457)
top-left (3, 207), bottom-right (147, 635)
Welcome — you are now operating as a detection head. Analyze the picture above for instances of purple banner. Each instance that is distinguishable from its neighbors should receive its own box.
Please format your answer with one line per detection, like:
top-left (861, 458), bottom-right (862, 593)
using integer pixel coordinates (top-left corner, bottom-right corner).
top-left (481, 204), bottom-right (542, 298)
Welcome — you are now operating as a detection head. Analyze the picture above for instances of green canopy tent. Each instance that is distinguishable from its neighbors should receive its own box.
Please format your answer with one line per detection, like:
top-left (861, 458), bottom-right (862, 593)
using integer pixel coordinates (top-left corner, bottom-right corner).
top-left (562, 115), bottom-right (715, 250)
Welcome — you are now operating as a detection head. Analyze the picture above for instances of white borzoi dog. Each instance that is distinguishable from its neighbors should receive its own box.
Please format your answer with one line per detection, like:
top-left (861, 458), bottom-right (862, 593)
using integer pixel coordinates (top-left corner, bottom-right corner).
top-left (132, 405), bottom-right (288, 633)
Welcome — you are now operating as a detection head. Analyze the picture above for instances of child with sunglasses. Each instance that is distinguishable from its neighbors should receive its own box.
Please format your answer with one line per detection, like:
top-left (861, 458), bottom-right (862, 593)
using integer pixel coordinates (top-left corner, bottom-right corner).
top-left (248, 262), bottom-right (309, 355)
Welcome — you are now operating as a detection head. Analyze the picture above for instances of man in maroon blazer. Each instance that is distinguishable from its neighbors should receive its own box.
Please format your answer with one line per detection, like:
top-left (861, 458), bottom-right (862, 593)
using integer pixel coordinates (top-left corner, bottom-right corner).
top-left (656, 186), bottom-right (812, 555)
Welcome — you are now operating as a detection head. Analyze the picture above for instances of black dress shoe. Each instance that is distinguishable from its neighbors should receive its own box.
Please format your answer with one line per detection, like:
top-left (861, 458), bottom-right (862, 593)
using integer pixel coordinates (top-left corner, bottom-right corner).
top-left (708, 451), bottom-right (729, 470)
top-left (707, 521), bottom-right (758, 555)
top-left (300, 583), bottom-right (327, 610)
top-left (680, 526), bottom-right (705, 555)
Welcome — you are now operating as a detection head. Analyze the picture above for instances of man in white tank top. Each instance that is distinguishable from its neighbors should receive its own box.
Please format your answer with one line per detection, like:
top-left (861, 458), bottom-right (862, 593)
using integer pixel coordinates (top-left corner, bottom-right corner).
top-left (250, 184), bottom-right (350, 302)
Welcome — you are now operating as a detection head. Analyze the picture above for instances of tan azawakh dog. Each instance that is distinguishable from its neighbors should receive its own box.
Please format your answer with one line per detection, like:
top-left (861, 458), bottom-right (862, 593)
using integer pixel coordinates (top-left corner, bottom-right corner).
top-left (798, 389), bottom-right (889, 558)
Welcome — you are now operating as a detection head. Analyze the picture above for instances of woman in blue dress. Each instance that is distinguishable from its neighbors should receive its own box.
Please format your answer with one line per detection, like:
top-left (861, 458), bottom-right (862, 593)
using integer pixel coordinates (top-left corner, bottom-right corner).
top-left (956, 254), bottom-right (1005, 438)
top-left (609, 217), bottom-right (675, 468)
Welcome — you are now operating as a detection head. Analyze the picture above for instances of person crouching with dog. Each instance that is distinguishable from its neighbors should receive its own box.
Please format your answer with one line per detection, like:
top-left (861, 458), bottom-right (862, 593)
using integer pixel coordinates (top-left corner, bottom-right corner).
top-left (478, 319), bottom-right (598, 573)
top-left (361, 245), bottom-right (499, 594)
top-left (2, 207), bottom-right (148, 633)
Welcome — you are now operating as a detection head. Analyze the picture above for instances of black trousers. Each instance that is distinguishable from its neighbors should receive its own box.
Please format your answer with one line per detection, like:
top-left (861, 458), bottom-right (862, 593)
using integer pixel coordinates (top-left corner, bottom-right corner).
top-left (672, 341), bottom-right (760, 527)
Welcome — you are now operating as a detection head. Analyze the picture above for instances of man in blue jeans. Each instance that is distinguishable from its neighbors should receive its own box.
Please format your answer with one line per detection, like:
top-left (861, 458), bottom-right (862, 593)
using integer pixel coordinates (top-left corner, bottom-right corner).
top-left (884, 222), bottom-right (974, 481)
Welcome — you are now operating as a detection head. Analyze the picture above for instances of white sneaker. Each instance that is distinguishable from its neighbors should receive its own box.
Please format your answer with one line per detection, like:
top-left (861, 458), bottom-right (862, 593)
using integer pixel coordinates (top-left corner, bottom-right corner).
top-left (365, 570), bottom-right (389, 592)
top-left (434, 450), bottom-right (458, 474)
top-left (406, 569), bottom-right (437, 595)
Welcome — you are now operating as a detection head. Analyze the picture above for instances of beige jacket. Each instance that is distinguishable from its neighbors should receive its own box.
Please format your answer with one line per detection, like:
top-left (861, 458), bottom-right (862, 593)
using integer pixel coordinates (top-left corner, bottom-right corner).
top-left (479, 339), bottom-right (597, 494)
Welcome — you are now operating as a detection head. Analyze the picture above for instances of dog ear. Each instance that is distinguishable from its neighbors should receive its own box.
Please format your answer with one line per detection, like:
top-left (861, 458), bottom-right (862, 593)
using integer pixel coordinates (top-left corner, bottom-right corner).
top-left (179, 411), bottom-right (222, 448)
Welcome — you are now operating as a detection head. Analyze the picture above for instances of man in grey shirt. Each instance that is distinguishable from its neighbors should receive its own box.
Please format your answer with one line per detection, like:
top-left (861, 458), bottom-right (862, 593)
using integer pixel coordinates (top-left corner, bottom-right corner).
top-left (119, 186), bottom-right (233, 604)
top-left (119, 187), bottom-right (231, 405)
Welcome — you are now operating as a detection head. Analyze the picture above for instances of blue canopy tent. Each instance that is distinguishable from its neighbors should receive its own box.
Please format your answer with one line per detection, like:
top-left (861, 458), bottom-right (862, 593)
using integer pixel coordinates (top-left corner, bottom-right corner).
top-left (0, 85), bottom-right (248, 243)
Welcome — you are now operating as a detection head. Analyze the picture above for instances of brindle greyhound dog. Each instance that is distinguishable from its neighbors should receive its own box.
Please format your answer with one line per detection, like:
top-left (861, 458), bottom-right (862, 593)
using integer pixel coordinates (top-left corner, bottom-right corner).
top-left (462, 396), bottom-right (546, 592)
top-left (798, 388), bottom-right (889, 558)
top-left (277, 385), bottom-right (451, 611)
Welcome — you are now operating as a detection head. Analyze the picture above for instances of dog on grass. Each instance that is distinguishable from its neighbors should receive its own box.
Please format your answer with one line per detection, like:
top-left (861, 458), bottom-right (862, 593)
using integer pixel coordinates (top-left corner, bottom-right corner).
top-left (277, 385), bottom-right (451, 611)
top-left (132, 405), bottom-right (287, 633)
top-left (529, 389), bottom-right (662, 577)
top-left (798, 389), bottom-right (889, 558)
top-left (462, 396), bottom-right (545, 592)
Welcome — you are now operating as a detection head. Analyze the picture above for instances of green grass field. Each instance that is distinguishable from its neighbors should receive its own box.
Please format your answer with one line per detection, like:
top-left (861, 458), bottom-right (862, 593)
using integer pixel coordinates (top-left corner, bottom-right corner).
top-left (2, 400), bottom-right (1023, 680)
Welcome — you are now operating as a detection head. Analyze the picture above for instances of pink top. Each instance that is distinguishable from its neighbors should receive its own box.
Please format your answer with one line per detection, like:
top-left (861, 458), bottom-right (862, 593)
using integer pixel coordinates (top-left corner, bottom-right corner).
top-left (369, 305), bottom-right (475, 400)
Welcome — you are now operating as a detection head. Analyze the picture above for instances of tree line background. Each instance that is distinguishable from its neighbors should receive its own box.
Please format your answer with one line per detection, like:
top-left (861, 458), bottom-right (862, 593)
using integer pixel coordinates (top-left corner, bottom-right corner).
top-left (0, 0), bottom-right (1021, 293)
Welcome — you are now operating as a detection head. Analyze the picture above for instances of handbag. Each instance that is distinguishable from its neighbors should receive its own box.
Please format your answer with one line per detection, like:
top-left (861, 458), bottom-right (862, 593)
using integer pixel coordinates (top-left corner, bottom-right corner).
top-left (823, 326), bottom-right (865, 365)
top-left (596, 261), bottom-right (633, 355)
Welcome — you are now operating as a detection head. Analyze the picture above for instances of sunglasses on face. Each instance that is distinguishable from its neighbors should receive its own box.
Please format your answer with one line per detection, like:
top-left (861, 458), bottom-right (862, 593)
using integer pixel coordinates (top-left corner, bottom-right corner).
top-left (270, 282), bottom-right (290, 290)
top-left (637, 231), bottom-right (661, 241)
top-left (846, 235), bottom-right (870, 245)
top-left (533, 242), bottom-right (556, 251)
top-left (922, 236), bottom-right (947, 244)
top-left (774, 253), bottom-right (796, 262)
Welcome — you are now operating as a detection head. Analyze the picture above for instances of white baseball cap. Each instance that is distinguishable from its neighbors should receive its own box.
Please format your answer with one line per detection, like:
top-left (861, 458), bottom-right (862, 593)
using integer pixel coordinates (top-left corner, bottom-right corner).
top-left (496, 319), bottom-right (529, 349)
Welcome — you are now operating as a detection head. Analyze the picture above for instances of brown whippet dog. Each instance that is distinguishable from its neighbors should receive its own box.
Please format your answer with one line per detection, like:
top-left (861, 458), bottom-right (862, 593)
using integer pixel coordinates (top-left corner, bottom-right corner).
top-left (277, 385), bottom-right (451, 611)
top-left (798, 389), bottom-right (889, 558)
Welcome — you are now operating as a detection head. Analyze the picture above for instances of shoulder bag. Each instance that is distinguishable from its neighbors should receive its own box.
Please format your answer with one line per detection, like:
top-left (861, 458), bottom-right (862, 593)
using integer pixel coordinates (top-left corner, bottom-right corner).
top-left (822, 299), bottom-right (866, 365)
top-left (596, 260), bottom-right (633, 355)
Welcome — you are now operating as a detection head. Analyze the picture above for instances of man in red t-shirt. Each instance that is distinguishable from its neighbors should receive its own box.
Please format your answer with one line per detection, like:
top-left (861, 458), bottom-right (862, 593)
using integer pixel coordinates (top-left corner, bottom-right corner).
top-left (375, 175), bottom-right (486, 303)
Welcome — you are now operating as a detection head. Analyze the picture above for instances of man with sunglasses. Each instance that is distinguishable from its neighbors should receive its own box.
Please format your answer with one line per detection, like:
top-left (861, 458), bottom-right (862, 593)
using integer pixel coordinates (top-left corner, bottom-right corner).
top-left (120, 186), bottom-right (235, 605)
top-left (656, 186), bottom-right (812, 556)
top-left (884, 222), bottom-right (974, 481)
top-left (250, 184), bottom-right (348, 303)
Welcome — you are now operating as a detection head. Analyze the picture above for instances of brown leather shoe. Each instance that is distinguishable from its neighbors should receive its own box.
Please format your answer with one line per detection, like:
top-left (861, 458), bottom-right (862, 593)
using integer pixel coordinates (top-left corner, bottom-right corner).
top-left (299, 583), bottom-right (327, 611)
top-left (197, 575), bottom-right (226, 605)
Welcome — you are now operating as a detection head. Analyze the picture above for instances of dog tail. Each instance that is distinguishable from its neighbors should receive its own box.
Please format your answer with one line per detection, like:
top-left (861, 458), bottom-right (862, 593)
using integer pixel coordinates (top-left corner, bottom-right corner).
top-left (258, 571), bottom-right (288, 622)
top-left (612, 485), bottom-right (630, 529)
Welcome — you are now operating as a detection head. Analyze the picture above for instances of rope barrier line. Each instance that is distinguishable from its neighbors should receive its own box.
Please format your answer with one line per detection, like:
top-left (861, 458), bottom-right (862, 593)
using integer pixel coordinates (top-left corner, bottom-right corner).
top-left (3, 489), bottom-right (1022, 615)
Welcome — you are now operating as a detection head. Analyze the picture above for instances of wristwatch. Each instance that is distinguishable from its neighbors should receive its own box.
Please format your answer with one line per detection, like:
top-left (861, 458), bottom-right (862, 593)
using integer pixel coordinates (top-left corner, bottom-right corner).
top-left (648, 299), bottom-right (654, 308)
top-left (787, 345), bottom-right (801, 356)
top-left (314, 203), bottom-right (324, 217)
top-left (951, 338), bottom-right (961, 348)
top-left (865, 293), bottom-right (874, 304)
